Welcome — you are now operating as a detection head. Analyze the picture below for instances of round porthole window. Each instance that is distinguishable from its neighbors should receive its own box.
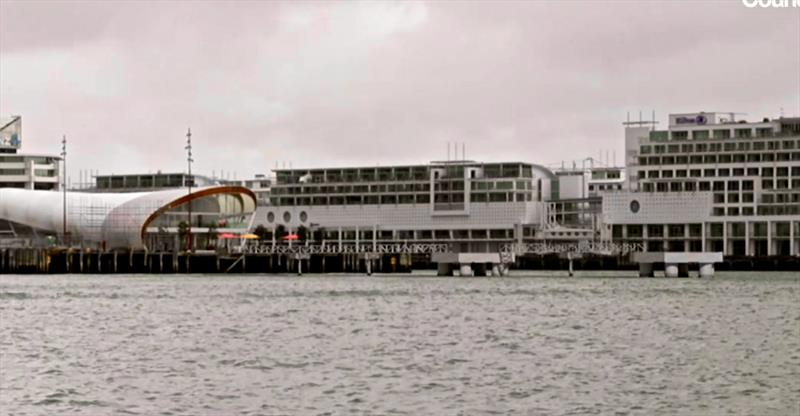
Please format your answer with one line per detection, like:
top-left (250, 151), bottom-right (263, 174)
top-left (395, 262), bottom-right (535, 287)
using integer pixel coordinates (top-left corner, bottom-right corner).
top-left (299, 211), bottom-right (308, 223)
top-left (267, 212), bottom-right (275, 223)
top-left (630, 200), bottom-right (640, 214)
top-left (283, 211), bottom-right (291, 223)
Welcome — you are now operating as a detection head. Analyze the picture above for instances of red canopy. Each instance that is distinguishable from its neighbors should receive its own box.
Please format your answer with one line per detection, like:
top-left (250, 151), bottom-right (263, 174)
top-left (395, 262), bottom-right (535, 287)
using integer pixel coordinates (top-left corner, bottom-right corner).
top-left (218, 233), bottom-right (238, 239)
top-left (281, 234), bottom-right (300, 240)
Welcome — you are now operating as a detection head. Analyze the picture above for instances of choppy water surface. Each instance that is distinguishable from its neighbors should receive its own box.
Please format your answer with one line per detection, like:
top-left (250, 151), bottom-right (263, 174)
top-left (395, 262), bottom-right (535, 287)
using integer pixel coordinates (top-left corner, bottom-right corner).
top-left (1, 272), bottom-right (798, 415)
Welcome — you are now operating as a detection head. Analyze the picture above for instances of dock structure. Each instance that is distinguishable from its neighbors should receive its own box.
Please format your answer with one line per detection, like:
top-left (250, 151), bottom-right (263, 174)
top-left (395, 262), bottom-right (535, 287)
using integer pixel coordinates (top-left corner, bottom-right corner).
top-left (633, 252), bottom-right (723, 278)
top-left (431, 252), bottom-right (512, 277)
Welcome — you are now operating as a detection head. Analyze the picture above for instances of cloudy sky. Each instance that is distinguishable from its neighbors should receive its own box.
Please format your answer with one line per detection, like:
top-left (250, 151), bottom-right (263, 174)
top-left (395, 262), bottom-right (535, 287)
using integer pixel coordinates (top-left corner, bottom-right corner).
top-left (1, 1), bottom-right (798, 182)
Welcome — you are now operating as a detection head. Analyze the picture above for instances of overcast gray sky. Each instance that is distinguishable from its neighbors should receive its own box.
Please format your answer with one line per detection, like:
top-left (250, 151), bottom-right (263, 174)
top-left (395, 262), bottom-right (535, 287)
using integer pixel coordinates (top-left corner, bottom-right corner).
top-left (1, 0), bottom-right (798, 181)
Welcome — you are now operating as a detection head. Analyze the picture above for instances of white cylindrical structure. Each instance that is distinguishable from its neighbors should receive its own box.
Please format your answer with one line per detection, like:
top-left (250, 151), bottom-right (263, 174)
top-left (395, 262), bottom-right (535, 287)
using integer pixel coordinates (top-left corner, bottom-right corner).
top-left (699, 263), bottom-right (715, 278)
top-left (459, 263), bottom-right (473, 277)
top-left (665, 263), bottom-right (679, 278)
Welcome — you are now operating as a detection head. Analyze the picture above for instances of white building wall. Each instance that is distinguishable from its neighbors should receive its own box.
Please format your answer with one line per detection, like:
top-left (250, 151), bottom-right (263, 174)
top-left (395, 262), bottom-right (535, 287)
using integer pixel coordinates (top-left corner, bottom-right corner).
top-left (255, 202), bottom-right (544, 230)
top-left (602, 192), bottom-right (713, 224)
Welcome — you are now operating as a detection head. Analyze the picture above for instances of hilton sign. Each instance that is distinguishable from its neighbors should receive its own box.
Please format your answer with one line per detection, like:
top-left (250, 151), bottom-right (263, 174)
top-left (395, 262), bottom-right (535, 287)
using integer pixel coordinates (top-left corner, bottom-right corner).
top-left (674, 114), bottom-right (708, 125)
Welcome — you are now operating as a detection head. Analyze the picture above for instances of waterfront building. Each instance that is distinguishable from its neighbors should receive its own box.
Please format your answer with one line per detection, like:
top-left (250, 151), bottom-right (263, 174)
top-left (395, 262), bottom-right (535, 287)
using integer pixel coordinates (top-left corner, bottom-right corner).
top-left (254, 162), bottom-right (558, 252)
top-left (0, 186), bottom-right (256, 250)
top-left (0, 116), bottom-right (61, 190)
top-left (606, 112), bottom-right (800, 256)
top-left (255, 111), bottom-right (799, 260)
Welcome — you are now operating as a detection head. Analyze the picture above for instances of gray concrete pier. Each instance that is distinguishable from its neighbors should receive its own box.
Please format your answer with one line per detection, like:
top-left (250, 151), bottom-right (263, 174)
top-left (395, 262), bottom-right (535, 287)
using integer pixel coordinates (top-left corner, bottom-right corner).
top-left (633, 252), bottom-right (723, 278)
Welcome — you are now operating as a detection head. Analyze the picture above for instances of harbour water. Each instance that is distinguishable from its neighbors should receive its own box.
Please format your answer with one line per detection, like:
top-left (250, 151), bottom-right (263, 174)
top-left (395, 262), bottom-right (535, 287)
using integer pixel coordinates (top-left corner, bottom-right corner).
top-left (1, 272), bottom-right (798, 415)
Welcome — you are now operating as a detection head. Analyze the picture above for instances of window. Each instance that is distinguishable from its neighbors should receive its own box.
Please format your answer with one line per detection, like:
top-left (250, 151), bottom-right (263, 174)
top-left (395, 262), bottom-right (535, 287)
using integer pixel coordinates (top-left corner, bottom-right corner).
top-left (727, 181), bottom-right (739, 191)
top-left (735, 128), bottom-right (752, 138)
top-left (692, 130), bottom-right (709, 140)
top-left (713, 129), bottom-right (731, 139)
top-left (756, 128), bottom-right (772, 137)
top-left (672, 131), bottom-right (688, 140)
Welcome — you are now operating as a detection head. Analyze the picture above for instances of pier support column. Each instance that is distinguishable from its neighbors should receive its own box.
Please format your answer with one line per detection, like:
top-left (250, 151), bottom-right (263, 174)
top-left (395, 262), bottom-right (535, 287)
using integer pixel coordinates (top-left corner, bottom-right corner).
top-left (459, 263), bottom-right (474, 277)
top-left (699, 263), bottom-right (715, 278)
top-left (664, 263), bottom-right (679, 278)
top-left (437, 263), bottom-right (451, 276)
top-left (678, 263), bottom-right (689, 278)
top-left (568, 258), bottom-right (574, 277)
top-left (297, 257), bottom-right (302, 276)
top-left (638, 262), bottom-right (654, 277)
top-left (366, 258), bottom-right (372, 276)
top-left (491, 264), bottom-right (500, 277)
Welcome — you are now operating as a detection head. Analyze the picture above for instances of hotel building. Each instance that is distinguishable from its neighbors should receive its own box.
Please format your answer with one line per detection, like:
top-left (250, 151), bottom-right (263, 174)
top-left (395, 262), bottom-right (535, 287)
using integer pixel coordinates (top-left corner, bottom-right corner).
top-left (607, 112), bottom-right (800, 257)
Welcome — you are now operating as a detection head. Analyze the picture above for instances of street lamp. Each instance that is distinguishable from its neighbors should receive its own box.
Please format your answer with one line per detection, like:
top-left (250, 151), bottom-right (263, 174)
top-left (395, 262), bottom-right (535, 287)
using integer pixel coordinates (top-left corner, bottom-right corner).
top-left (60, 135), bottom-right (68, 246)
top-left (185, 128), bottom-right (194, 252)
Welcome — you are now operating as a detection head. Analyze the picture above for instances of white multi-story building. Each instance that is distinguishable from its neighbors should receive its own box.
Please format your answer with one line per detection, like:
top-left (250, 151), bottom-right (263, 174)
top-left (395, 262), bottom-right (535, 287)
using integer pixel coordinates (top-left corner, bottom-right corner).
top-left (0, 116), bottom-right (61, 191)
top-left (253, 161), bottom-right (559, 252)
top-left (607, 111), bottom-right (800, 257)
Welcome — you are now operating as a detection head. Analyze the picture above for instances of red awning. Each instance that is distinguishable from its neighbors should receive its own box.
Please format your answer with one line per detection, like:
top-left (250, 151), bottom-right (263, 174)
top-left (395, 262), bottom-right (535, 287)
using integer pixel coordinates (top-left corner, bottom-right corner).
top-left (281, 234), bottom-right (299, 240)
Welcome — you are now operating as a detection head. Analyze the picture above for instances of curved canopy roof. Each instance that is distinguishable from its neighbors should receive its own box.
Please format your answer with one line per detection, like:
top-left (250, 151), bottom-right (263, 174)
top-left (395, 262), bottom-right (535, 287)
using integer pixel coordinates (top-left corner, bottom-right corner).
top-left (0, 186), bottom-right (256, 249)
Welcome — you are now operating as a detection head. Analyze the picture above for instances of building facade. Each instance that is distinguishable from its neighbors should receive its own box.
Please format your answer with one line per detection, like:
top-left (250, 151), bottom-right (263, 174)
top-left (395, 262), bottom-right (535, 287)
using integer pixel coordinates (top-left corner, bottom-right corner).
top-left (253, 162), bottom-right (558, 252)
top-left (608, 112), bottom-right (800, 256)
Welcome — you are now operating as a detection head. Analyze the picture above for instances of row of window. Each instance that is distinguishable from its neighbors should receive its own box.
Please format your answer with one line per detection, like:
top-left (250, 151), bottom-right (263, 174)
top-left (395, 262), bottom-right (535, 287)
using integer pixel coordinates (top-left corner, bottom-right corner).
top-left (639, 166), bottom-right (800, 179)
top-left (612, 222), bottom-right (797, 239)
top-left (276, 165), bottom-right (535, 185)
top-left (640, 179), bottom-right (800, 193)
top-left (272, 180), bottom-right (534, 196)
top-left (638, 152), bottom-right (800, 166)
top-left (641, 139), bottom-right (798, 155)
top-left (712, 206), bottom-right (800, 216)
top-left (270, 191), bottom-right (535, 206)
top-left (0, 156), bottom-right (58, 164)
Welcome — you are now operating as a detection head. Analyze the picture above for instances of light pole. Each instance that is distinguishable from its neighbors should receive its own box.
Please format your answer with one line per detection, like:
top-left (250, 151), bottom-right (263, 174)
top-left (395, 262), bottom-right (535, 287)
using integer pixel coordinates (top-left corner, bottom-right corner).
top-left (60, 135), bottom-right (68, 246)
top-left (185, 128), bottom-right (193, 252)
